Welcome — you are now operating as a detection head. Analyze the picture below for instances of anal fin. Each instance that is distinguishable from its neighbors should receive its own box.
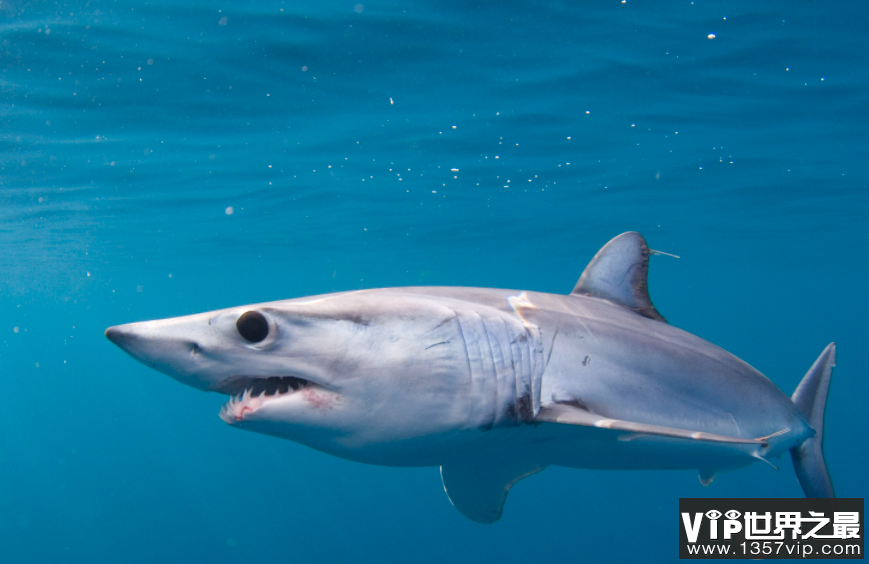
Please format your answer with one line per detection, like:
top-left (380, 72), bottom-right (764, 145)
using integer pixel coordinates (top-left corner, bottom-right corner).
top-left (698, 469), bottom-right (715, 486)
top-left (441, 458), bottom-right (545, 524)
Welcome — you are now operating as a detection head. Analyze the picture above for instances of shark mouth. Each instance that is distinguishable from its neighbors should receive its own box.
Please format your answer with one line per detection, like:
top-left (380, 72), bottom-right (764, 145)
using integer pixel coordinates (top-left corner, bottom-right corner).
top-left (214, 376), bottom-right (312, 423)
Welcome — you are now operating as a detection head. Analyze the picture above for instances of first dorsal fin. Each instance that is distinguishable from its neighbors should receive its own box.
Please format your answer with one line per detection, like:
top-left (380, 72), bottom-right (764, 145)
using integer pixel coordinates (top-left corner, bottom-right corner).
top-left (571, 232), bottom-right (666, 322)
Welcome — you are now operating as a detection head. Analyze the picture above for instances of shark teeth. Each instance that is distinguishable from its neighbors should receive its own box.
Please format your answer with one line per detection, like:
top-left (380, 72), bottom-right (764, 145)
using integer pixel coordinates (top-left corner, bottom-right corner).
top-left (212, 375), bottom-right (310, 396)
top-left (218, 376), bottom-right (311, 423)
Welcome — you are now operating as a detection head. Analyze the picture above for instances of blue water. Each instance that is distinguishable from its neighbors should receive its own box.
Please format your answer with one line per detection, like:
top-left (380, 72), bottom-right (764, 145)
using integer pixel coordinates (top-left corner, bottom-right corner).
top-left (2, 0), bottom-right (867, 561)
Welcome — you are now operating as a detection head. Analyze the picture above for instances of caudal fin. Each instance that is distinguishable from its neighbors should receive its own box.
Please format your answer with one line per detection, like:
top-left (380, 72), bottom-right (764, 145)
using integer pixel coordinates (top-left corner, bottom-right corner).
top-left (790, 343), bottom-right (836, 498)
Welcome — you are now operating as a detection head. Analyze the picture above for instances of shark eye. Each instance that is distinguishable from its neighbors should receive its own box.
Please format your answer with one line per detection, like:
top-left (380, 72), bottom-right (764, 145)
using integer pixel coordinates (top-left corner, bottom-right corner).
top-left (236, 311), bottom-right (269, 343)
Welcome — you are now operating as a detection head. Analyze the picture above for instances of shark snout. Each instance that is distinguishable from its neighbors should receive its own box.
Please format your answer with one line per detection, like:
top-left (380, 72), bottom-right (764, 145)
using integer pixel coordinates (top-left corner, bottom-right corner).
top-left (104, 319), bottom-right (215, 391)
top-left (105, 322), bottom-right (196, 358)
top-left (105, 324), bottom-right (137, 347)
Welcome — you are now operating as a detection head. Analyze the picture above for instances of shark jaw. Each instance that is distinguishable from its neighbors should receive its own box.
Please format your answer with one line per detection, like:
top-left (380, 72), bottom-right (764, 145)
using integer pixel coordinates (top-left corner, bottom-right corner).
top-left (212, 375), bottom-right (316, 423)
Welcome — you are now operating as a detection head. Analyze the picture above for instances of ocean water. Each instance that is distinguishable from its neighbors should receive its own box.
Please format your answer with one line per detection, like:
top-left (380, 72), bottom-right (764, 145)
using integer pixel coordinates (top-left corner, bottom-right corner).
top-left (2, 0), bottom-right (867, 561)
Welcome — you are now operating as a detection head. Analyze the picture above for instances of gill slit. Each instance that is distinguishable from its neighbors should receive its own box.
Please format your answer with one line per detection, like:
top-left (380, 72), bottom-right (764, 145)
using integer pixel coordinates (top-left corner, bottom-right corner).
top-left (453, 312), bottom-right (475, 428)
top-left (479, 315), bottom-right (500, 424)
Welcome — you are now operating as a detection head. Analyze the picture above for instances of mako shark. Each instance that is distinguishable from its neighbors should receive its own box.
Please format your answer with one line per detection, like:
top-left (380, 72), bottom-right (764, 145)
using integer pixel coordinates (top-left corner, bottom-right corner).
top-left (105, 232), bottom-right (835, 523)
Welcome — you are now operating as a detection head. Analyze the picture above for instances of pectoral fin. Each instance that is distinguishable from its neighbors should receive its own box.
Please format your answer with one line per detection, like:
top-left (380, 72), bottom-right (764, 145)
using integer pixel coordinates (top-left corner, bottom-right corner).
top-left (440, 459), bottom-right (545, 524)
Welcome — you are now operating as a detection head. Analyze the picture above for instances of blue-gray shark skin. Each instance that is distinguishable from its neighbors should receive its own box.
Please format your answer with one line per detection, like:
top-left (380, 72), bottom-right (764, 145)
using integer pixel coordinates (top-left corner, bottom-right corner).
top-left (105, 232), bottom-right (836, 523)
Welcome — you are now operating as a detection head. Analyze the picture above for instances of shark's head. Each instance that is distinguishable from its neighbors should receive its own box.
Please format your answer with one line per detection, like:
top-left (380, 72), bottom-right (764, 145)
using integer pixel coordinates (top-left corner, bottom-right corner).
top-left (105, 290), bottom-right (475, 464)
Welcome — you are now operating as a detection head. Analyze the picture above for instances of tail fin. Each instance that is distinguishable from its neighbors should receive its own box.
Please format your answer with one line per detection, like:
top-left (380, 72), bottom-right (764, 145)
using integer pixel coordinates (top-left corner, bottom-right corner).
top-left (790, 343), bottom-right (836, 498)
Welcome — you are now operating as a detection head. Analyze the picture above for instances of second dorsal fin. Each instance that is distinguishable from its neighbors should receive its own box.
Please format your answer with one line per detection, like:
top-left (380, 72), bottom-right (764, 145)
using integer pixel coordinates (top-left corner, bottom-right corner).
top-left (571, 232), bottom-right (666, 323)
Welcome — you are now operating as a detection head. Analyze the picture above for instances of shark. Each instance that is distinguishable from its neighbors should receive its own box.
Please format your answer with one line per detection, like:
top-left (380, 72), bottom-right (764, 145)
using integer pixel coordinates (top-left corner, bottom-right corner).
top-left (105, 232), bottom-right (835, 523)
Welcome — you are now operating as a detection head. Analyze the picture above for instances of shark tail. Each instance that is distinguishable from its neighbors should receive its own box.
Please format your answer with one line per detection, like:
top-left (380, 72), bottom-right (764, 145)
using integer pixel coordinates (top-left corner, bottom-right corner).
top-left (790, 343), bottom-right (836, 498)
